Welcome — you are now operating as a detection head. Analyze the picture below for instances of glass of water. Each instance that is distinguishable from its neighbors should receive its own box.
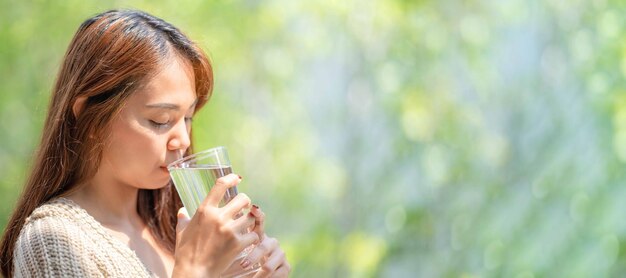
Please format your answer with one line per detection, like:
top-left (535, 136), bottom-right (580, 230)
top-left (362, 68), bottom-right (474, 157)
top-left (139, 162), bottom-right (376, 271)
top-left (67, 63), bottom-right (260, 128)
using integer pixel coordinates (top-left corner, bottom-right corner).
top-left (168, 146), bottom-right (260, 277)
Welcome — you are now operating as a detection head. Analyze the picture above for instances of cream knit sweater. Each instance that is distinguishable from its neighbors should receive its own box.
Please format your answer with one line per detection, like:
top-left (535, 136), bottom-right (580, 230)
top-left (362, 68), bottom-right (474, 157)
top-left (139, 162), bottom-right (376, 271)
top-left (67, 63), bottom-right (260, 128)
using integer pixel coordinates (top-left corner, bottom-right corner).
top-left (13, 197), bottom-right (156, 277)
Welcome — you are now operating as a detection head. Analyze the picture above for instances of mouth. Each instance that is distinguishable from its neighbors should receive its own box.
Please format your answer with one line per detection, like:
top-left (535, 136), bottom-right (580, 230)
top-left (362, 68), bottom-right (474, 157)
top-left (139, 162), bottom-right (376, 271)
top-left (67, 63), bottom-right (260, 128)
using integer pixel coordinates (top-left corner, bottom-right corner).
top-left (163, 160), bottom-right (178, 168)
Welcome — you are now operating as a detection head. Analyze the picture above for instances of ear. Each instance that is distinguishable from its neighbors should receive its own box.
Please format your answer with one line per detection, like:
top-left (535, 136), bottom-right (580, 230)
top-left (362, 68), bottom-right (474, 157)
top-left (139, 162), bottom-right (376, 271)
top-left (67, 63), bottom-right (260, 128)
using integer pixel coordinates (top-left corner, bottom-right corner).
top-left (72, 96), bottom-right (88, 118)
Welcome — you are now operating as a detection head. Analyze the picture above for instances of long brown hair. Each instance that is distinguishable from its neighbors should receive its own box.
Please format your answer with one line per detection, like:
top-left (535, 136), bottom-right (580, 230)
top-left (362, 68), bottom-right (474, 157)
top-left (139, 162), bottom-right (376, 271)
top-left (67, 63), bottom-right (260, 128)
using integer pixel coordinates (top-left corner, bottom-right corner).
top-left (0, 10), bottom-right (213, 277)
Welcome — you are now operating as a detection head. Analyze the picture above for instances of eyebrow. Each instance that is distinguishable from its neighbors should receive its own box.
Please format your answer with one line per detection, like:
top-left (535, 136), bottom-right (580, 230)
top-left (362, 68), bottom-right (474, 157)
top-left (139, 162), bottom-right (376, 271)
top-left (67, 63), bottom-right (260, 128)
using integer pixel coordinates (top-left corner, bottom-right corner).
top-left (145, 99), bottom-right (198, 111)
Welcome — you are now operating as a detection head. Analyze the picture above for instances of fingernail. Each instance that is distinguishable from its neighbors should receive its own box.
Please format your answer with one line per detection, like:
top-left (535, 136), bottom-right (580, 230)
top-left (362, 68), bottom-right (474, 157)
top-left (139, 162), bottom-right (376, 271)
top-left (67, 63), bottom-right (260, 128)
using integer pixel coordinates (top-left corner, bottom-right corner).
top-left (240, 259), bottom-right (251, 269)
top-left (252, 204), bottom-right (259, 209)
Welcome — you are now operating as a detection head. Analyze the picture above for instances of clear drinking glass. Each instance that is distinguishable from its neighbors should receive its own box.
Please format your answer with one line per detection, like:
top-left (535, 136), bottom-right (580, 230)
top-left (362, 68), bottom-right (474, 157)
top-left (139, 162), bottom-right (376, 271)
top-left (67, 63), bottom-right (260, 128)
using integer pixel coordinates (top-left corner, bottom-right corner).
top-left (168, 146), bottom-right (260, 278)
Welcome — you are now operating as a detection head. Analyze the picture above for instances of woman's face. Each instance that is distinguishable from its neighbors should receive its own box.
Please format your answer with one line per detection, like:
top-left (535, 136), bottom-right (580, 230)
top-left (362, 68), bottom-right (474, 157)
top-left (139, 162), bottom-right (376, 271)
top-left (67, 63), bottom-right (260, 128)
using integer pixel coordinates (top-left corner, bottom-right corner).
top-left (99, 55), bottom-right (197, 190)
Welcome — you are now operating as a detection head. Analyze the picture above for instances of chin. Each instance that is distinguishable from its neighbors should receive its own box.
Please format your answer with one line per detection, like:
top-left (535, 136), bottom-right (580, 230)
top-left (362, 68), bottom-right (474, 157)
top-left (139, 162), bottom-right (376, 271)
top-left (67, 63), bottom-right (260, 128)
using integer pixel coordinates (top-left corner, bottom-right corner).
top-left (151, 180), bottom-right (172, 190)
top-left (137, 177), bottom-right (172, 190)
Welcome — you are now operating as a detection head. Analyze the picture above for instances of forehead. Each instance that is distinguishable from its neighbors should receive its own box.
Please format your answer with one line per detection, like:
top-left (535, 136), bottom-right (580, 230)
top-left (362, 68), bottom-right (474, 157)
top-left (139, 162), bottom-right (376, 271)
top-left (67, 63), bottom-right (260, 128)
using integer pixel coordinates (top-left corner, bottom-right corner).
top-left (129, 55), bottom-right (196, 105)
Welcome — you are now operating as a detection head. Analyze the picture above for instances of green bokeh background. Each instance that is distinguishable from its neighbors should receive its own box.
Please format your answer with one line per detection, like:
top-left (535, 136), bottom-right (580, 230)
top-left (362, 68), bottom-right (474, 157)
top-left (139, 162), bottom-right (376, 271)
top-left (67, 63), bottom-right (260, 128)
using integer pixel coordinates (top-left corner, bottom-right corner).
top-left (1, 0), bottom-right (626, 277)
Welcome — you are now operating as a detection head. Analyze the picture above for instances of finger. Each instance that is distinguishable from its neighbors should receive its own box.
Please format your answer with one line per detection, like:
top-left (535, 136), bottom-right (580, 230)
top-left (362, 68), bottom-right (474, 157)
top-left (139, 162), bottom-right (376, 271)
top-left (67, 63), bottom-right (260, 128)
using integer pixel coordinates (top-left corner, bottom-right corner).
top-left (204, 174), bottom-right (241, 207)
top-left (252, 251), bottom-right (280, 278)
top-left (230, 210), bottom-right (257, 235)
top-left (272, 263), bottom-right (291, 278)
top-left (259, 248), bottom-right (286, 276)
top-left (253, 269), bottom-right (269, 278)
top-left (250, 205), bottom-right (265, 240)
top-left (176, 207), bottom-right (191, 233)
top-left (238, 231), bottom-right (260, 251)
top-left (222, 193), bottom-right (252, 218)
top-left (252, 264), bottom-right (271, 278)
top-left (241, 237), bottom-right (278, 269)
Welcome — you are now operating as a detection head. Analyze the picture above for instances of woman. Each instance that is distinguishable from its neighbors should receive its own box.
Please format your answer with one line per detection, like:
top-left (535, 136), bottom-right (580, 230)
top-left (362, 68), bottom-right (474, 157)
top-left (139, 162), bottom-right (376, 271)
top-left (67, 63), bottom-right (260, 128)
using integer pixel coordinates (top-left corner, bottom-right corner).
top-left (0, 9), bottom-right (290, 277)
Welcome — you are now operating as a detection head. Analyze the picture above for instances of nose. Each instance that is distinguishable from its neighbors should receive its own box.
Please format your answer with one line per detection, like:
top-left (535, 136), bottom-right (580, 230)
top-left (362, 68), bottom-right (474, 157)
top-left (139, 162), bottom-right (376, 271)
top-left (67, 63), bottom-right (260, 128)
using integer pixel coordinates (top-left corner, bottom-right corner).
top-left (167, 119), bottom-right (191, 153)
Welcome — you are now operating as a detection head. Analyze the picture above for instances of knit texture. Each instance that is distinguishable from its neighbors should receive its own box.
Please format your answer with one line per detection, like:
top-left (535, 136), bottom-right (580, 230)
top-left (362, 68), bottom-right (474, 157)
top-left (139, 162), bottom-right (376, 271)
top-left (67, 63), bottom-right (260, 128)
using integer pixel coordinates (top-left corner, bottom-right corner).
top-left (13, 197), bottom-right (156, 277)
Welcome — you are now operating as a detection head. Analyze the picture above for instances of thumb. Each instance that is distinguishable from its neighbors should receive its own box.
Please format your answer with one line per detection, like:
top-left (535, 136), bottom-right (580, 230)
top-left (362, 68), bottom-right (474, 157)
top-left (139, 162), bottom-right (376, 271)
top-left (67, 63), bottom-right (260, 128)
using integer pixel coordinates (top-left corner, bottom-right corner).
top-left (250, 205), bottom-right (265, 241)
top-left (176, 207), bottom-right (191, 234)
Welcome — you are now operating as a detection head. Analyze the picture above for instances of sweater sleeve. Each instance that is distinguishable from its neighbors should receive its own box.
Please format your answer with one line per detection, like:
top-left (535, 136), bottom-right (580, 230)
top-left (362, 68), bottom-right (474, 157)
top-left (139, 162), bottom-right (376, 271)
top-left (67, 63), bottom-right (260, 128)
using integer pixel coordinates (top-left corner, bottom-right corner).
top-left (13, 217), bottom-right (96, 277)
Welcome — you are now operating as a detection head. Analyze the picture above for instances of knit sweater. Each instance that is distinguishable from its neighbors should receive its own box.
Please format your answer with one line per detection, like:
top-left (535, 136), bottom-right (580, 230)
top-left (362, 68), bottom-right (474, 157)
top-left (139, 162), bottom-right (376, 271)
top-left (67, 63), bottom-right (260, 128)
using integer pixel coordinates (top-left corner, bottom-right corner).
top-left (13, 197), bottom-right (156, 277)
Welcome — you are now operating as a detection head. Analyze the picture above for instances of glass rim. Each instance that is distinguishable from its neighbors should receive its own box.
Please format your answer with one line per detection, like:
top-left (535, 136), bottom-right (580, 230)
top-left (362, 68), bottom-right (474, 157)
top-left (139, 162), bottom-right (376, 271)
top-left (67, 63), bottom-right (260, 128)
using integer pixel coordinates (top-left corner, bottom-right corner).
top-left (167, 146), bottom-right (230, 170)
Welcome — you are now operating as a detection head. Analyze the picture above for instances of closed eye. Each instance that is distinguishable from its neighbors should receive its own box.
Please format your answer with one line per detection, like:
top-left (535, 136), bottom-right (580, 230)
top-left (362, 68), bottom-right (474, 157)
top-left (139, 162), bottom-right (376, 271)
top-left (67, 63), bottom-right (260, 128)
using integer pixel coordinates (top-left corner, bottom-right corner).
top-left (150, 120), bottom-right (170, 128)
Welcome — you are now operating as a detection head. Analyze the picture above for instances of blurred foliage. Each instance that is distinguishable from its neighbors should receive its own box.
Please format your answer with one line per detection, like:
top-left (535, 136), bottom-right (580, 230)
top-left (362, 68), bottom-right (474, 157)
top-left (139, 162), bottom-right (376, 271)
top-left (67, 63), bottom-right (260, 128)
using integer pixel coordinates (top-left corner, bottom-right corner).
top-left (1, 0), bottom-right (626, 277)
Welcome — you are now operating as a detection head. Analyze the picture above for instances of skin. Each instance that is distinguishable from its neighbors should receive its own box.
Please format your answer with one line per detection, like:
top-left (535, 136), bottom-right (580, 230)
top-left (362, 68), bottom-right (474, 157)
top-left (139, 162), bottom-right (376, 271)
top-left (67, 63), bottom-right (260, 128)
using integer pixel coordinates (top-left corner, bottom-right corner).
top-left (67, 53), bottom-right (290, 278)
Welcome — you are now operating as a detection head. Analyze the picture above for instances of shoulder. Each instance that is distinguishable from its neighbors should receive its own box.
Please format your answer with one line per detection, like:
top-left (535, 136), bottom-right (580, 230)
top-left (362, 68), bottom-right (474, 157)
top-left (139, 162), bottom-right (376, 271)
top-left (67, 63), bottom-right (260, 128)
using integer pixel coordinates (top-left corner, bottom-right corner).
top-left (25, 197), bottom-right (88, 224)
top-left (13, 198), bottom-right (95, 277)
top-left (13, 198), bottom-right (154, 277)
top-left (15, 197), bottom-right (112, 256)
top-left (18, 198), bottom-right (95, 246)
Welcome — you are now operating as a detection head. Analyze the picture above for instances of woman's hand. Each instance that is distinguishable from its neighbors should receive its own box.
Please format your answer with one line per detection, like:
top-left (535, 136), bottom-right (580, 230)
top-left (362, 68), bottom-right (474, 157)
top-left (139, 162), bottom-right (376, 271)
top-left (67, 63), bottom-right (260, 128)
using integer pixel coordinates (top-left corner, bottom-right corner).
top-left (172, 174), bottom-right (260, 277)
top-left (241, 206), bottom-right (291, 278)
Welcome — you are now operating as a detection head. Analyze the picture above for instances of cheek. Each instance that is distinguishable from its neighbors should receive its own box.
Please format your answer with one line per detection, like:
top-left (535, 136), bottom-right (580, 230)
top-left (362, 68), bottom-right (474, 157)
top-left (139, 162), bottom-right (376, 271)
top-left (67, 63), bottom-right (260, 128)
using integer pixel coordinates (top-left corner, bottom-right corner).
top-left (119, 136), bottom-right (161, 166)
top-left (104, 123), bottom-right (167, 181)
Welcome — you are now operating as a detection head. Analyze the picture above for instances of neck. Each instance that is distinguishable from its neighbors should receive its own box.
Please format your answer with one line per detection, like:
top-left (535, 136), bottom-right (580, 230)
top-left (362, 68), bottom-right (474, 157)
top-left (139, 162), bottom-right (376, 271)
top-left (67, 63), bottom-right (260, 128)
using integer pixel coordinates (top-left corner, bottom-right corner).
top-left (67, 171), bottom-right (143, 229)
